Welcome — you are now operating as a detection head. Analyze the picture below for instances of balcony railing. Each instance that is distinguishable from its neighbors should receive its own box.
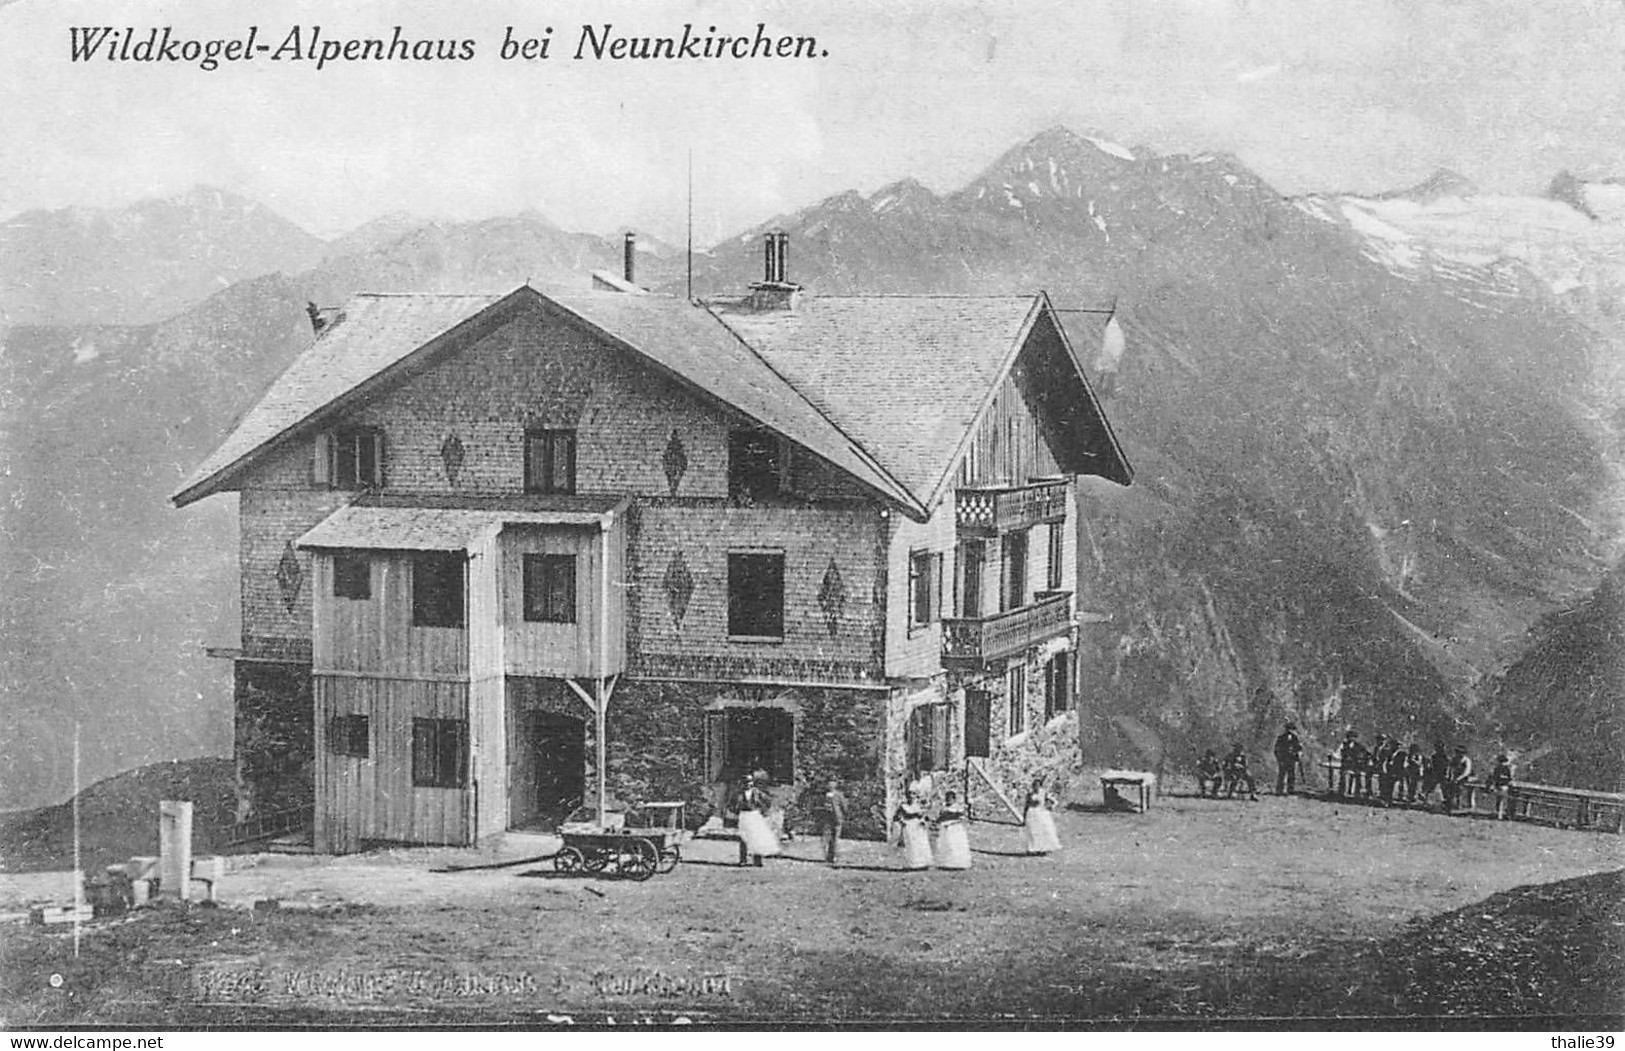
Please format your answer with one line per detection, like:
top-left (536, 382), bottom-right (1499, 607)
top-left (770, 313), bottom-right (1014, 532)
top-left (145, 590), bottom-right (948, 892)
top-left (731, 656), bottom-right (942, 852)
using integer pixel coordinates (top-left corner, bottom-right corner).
top-left (956, 480), bottom-right (1068, 535)
top-left (942, 590), bottom-right (1073, 663)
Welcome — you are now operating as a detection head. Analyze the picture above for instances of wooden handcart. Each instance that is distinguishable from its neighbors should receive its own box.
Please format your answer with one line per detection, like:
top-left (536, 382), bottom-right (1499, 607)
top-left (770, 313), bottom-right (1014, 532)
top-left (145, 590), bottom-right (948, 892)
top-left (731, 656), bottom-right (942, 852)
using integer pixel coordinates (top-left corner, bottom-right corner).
top-left (553, 801), bottom-right (687, 881)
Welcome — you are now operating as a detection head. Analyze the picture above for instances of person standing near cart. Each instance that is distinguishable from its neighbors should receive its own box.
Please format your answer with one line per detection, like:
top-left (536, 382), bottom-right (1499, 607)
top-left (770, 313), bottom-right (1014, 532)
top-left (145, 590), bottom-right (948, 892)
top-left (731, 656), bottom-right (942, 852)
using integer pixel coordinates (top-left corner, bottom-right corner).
top-left (736, 773), bottom-right (781, 866)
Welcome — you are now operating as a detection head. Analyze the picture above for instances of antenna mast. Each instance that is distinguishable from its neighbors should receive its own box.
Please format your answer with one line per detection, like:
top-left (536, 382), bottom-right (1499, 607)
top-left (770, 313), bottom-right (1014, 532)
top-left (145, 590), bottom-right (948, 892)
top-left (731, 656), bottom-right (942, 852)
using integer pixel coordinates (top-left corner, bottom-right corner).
top-left (686, 149), bottom-right (694, 301)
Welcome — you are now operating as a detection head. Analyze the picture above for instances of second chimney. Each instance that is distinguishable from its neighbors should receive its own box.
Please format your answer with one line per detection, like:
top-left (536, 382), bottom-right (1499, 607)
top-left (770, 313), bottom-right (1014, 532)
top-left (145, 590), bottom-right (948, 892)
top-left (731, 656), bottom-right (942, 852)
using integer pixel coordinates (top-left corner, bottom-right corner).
top-left (623, 232), bottom-right (636, 285)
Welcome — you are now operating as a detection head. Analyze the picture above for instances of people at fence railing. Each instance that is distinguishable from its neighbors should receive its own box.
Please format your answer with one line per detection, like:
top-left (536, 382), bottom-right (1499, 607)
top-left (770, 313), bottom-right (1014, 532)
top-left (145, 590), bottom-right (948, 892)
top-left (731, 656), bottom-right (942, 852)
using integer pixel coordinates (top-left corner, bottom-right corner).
top-left (1381, 741), bottom-right (1410, 806)
top-left (1403, 743), bottom-right (1425, 803)
top-left (1337, 731), bottom-right (1370, 797)
top-left (1444, 746), bottom-right (1475, 813)
top-left (1486, 753), bottom-right (1515, 820)
top-left (1422, 742), bottom-right (1450, 803)
top-left (1196, 749), bottom-right (1223, 798)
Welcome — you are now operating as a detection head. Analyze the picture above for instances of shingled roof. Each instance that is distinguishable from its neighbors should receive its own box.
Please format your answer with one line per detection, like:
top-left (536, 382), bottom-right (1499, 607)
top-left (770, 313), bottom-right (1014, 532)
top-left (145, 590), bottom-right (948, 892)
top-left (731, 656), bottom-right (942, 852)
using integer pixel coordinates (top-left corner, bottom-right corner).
top-left (175, 284), bottom-right (1130, 516)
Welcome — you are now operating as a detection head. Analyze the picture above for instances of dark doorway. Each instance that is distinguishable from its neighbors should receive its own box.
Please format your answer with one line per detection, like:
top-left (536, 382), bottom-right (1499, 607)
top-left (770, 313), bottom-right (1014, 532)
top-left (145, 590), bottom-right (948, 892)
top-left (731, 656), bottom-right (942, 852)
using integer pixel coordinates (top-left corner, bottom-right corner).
top-left (965, 689), bottom-right (991, 759)
top-left (510, 710), bottom-right (585, 830)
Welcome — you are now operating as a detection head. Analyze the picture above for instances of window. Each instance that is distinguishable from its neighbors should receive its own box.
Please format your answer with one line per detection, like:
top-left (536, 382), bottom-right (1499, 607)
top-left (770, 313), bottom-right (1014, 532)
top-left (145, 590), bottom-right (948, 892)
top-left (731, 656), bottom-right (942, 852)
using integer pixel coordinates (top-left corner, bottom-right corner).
top-left (965, 689), bottom-right (992, 759)
top-left (955, 540), bottom-right (985, 618)
top-left (728, 551), bottom-right (785, 639)
top-left (908, 550), bottom-right (943, 628)
top-left (411, 552), bottom-right (465, 628)
top-left (329, 714), bottom-right (369, 758)
top-left (1047, 522), bottom-right (1065, 592)
top-left (704, 707), bottom-right (794, 784)
top-left (332, 554), bottom-right (371, 600)
top-left (317, 428), bottom-right (385, 489)
top-left (1007, 663), bottom-right (1028, 737)
top-left (1043, 653), bottom-right (1071, 722)
top-left (523, 553), bottom-right (576, 623)
top-left (907, 702), bottom-right (952, 775)
top-left (412, 718), bottom-right (468, 788)
top-left (728, 427), bottom-right (784, 502)
top-left (1002, 529), bottom-right (1029, 612)
top-left (525, 429), bottom-right (577, 494)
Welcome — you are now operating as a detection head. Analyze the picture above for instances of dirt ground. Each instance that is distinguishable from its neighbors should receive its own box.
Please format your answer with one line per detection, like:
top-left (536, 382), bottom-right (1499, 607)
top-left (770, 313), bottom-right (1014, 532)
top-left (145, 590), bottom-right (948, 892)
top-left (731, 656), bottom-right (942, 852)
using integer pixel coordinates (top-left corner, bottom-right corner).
top-left (2, 787), bottom-right (1622, 1027)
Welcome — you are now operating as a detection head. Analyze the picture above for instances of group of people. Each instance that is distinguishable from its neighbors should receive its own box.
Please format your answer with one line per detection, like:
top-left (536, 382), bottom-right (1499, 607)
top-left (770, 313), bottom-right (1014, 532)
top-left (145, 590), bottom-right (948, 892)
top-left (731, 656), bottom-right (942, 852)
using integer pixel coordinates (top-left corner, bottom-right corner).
top-left (735, 771), bottom-right (1067, 871)
top-left (1335, 732), bottom-right (1516, 816)
top-left (1195, 743), bottom-right (1263, 800)
top-left (893, 777), bottom-right (1062, 870)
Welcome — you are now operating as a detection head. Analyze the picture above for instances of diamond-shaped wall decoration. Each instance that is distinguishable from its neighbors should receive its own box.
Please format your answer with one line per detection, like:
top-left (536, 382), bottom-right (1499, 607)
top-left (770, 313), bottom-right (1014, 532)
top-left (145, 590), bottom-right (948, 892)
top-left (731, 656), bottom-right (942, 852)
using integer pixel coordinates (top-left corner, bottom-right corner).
top-left (662, 429), bottom-right (688, 497)
top-left (275, 541), bottom-right (303, 614)
top-left (440, 433), bottom-right (465, 486)
top-left (817, 558), bottom-right (846, 637)
top-left (663, 550), bottom-right (694, 628)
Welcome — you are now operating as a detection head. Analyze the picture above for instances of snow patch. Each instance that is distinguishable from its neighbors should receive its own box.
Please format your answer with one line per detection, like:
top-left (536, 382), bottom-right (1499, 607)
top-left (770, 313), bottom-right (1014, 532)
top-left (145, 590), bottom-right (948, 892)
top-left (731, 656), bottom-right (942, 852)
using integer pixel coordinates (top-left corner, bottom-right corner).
top-left (1223, 174), bottom-right (1239, 186)
top-left (1028, 181), bottom-right (1042, 198)
top-left (1340, 201), bottom-right (1424, 269)
top-left (1083, 135), bottom-right (1135, 161)
top-left (1092, 213), bottom-right (1108, 237)
top-left (72, 338), bottom-right (98, 364)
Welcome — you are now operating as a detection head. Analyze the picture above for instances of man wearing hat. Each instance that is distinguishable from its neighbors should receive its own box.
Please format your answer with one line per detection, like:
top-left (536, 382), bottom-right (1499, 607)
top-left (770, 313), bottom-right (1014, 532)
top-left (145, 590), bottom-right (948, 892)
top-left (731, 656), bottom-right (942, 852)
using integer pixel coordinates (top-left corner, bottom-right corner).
top-left (1336, 730), bottom-right (1369, 798)
top-left (1273, 720), bottom-right (1304, 795)
top-left (1486, 753), bottom-right (1515, 820)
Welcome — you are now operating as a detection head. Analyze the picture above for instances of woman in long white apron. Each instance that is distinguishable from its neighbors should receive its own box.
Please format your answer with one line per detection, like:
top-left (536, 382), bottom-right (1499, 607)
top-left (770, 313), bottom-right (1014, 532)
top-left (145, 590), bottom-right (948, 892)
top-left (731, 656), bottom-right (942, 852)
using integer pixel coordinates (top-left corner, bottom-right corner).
top-left (893, 790), bottom-right (932, 870)
top-left (1022, 778), bottom-right (1062, 855)
top-left (736, 775), bottom-right (781, 866)
top-left (933, 790), bottom-right (972, 870)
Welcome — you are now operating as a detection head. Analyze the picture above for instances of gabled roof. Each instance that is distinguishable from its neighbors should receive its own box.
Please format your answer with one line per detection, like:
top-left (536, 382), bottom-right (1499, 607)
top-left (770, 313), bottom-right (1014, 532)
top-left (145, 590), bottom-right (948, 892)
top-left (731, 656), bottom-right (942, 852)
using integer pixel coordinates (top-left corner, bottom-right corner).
top-left (710, 294), bottom-right (1131, 505)
top-left (175, 284), bottom-right (1131, 517)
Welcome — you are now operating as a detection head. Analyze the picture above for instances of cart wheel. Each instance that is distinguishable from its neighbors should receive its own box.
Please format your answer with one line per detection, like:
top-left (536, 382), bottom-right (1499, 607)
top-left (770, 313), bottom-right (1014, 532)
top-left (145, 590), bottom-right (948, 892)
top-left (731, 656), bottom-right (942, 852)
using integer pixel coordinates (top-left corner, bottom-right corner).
top-left (657, 846), bottom-right (680, 874)
top-left (553, 846), bottom-right (585, 874)
top-left (622, 839), bottom-right (659, 881)
top-left (583, 852), bottom-right (608, 874)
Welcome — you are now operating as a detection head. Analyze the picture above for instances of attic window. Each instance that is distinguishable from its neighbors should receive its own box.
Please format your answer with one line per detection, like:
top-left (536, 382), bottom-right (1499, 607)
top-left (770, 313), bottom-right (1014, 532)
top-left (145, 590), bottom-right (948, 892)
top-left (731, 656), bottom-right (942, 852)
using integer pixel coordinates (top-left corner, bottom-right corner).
top-left (316, 428), bottom-right (385, 489)
top-left (729, 427), bottom-right (811, 502)
top-left (525, 429), bottom-right (577, 495)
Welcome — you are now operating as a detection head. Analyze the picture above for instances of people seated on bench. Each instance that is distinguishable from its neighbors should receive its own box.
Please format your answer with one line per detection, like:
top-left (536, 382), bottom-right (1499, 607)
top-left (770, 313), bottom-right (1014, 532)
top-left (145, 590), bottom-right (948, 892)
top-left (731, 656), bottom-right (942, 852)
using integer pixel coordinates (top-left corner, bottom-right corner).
top-left (1223, 745), bottom-right (1260, 801)
top-left (1196, 749), bottom-right (1223, 798)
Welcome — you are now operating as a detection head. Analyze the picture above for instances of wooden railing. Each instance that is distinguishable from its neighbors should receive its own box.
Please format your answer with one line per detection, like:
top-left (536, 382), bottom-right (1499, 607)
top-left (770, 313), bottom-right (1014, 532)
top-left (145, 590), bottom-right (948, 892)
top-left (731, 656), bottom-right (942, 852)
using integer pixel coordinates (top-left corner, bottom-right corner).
top-left (956, 480), bottom-right (1068, 535)
top-left (1317, 762), bottom-right (1624, 833)
top-left (943, 591), bottom-right (1072, 663)
top-left (228, 803), bottom-right (314, 846)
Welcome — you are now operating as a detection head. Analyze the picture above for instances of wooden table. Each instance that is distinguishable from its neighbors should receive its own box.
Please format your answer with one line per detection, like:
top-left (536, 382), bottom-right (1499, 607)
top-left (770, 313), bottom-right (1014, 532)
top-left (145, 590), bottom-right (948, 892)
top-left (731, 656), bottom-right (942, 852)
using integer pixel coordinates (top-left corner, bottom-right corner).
top-left (1100, 773), bottom-right (1154, 812)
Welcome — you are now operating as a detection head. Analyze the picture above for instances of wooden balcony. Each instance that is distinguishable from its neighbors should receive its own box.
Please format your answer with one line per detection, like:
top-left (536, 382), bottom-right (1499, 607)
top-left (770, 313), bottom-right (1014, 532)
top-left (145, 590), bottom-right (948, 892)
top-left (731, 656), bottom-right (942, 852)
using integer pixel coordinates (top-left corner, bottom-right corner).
top-left (942, 590), bottom-right (1073, 663)
top-left (956, 480), bottom-right (1068, 535)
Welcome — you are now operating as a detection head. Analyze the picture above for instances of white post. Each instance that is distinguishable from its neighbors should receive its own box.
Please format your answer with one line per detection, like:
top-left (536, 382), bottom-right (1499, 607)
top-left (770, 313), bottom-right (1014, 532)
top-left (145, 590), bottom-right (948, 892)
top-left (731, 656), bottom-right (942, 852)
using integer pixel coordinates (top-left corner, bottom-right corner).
top-left (159, 801), bottom-right (194, 901)
top-left (72, 721), bottom-right (82, 957)
top-left (596, 516), bottom-right (612, 828)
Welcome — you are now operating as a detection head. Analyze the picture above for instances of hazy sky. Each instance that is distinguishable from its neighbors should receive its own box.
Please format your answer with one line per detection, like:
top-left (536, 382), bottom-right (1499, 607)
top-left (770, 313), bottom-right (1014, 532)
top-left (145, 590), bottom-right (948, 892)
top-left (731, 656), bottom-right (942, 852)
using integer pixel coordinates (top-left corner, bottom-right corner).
top-left (4, 0), bottom-right (1622, 242)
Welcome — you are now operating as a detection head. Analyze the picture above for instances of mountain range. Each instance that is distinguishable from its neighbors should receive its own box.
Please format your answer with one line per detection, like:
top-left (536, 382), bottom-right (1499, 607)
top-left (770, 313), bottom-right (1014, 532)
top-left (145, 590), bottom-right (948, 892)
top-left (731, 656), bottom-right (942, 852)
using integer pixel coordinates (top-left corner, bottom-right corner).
top-left (2, 127), bottom-right (1620, 808)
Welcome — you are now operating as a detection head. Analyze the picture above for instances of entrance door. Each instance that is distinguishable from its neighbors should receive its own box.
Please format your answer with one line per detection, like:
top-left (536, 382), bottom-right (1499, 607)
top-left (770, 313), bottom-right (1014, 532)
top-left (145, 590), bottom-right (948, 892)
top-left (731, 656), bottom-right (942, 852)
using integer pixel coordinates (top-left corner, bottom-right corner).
top-left (510, 711), bottom-right (585, 830)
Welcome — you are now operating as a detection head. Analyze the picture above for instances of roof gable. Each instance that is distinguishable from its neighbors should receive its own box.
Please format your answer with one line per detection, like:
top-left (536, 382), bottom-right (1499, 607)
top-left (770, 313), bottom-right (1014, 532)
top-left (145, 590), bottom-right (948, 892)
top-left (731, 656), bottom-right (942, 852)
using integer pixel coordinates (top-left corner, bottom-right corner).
top-left (175, 285), bottom-right (1130, 515)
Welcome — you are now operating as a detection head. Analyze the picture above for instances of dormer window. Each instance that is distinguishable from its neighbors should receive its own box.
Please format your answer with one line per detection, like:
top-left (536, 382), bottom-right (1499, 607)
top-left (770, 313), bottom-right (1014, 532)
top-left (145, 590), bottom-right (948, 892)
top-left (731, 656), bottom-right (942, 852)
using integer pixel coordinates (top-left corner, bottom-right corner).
top-left (315, 427), bottom-right (385, 489)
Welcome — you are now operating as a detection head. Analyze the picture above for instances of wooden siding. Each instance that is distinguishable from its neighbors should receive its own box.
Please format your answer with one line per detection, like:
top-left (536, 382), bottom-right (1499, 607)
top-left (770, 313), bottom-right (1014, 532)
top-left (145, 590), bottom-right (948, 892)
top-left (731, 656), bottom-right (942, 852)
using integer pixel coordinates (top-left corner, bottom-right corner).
top-left (313, 675), bottom-right (469, 851)
top-left (500, 518), bottom-right (626, 678)
top-left (469, 674), bottom-right (506, 839)
top-left (311, 552), bottom-right (469, 678)
top-left (956, 368), bottom-right (1063, 489)
top-left (467, 533), bottom-right (503, 680)
top-left (883, 504), bottom-right (956, 679)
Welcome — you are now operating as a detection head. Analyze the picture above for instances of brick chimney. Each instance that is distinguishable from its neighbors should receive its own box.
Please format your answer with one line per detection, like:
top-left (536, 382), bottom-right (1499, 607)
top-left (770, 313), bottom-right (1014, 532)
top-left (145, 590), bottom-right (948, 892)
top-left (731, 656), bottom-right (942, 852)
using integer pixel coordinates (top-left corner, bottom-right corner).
top-left (623, 232), bottom-right (636, 285)
top-left (748, 231), bottom-right (800, 310)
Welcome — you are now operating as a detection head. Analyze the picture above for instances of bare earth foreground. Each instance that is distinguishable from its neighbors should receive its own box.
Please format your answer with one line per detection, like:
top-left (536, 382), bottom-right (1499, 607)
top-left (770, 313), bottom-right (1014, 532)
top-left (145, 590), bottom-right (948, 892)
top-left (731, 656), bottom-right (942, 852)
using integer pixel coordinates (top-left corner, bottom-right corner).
top-left (2, 788), bottom-right (1622, 1029)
